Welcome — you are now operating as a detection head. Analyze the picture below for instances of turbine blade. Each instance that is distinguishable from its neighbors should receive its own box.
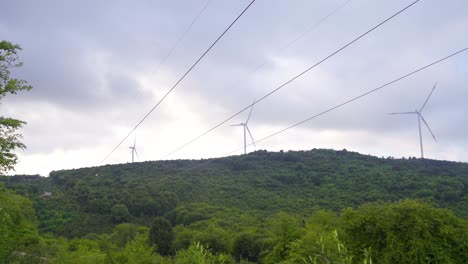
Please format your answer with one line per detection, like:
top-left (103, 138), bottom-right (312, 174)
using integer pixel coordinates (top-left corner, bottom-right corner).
top-left (246, 125), bottom-right (256, 148)
top-left (134, 148), bottom-right (139, 158)
top-left (419, 114), bottom-right (437, 142)
top-left (420, 82), bottom-right (437, 112)
top-left (246, 99), bottom-right (256, 124)
top-left (388, 111), bottom-right (417, 115)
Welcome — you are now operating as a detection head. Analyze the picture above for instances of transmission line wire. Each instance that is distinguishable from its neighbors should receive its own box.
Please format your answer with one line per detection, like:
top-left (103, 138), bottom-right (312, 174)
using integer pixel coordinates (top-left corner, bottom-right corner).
top-left (225, 46), bottom-right (468, 155)
top-left (151, 0), bottom-right (214, 78)
top-left (165, 0), bottom-right (422, 158)
top-left (135, 46), bottom-right (468, 182)
top-left (56, 47), bottom-right (468, 198)
top-left (249, 0), bottom-right (353, 75)
top-left (101, 0), bottom-right (257, 163)
top-left (101, 0), bottom-right (214, 167)
top-left (283, 0), bottom-right (353, 50)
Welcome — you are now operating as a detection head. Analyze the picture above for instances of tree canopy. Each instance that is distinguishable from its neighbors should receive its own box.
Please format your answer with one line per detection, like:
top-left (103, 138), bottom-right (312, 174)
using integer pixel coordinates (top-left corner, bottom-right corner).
top-left (0, 182), bottom-right (39, 261)
top-left (1, 149), bottom-right (467, 263)
top-left (149, 217), bottom-right (174, 256)
top-left (0, 40), bottom-right (32, 174)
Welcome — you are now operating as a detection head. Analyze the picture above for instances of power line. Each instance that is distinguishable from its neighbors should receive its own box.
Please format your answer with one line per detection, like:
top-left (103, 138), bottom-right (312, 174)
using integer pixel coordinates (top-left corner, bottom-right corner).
top-left (63, 45), bottom-right (468, 199)
top-left (151, 0), bottom-right (214, 78)
top-left (56, 44), bottom-right (468, 199)
top-left (228, 0), bottom-right (353, 102)
top-left (101, 0), bottom-right (257, 163)
top-left (281, 0), bottom-right (353, 51)
top-left (165, 0), bottom-right (422, 158)
top-left (225, 46), bottom-right (468, 155)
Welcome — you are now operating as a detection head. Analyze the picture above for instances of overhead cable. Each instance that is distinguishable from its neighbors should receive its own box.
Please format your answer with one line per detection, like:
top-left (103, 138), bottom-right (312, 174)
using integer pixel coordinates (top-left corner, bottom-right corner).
top-left (226, 46), bottom-right (468, 155)
top-left (151, 0), bottom-right (214, 78)
top-left (250, 0), bottom-right (353, 75)
top-left (101, 0), bottom-right (257, 163)
top-left (165, 0), bottom-right (422, 158)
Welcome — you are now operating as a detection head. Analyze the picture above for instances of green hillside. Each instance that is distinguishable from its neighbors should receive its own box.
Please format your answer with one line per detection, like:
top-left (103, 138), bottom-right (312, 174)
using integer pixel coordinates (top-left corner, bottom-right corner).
top-left (2, 149), bottom-right (467, 236)
top-left (1, 149), bottom-right (467, 263)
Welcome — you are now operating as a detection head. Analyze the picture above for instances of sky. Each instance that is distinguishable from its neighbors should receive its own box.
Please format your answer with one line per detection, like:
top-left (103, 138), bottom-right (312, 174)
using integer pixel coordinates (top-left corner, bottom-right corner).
top-left (1, 0), bottom-right (467, 176)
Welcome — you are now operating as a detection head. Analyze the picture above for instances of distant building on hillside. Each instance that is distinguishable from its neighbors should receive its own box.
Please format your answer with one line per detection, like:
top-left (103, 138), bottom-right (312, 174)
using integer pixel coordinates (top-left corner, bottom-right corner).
top-left (41, 192), bottom-right (53, 198)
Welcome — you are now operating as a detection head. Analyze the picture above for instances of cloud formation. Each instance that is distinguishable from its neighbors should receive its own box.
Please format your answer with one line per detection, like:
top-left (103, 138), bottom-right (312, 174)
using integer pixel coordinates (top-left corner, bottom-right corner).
top-left (1, 0), bottom-right (467, 175)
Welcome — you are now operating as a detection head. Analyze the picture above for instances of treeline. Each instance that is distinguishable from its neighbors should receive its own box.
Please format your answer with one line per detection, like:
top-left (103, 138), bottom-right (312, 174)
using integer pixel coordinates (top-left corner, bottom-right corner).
top-left (1, 183), bottom-right (467, 263)
top-left (2, 149), bottom-right (466, 237)
top-left (1, 149), bottom-right (467, 263)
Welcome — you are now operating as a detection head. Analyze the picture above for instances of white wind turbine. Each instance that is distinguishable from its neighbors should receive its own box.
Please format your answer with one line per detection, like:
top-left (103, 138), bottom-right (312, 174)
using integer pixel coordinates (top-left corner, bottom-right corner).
top-left (389, 82), bottom-right (438, 159)
top-left (129, 135), bottom-right (139, 163)
top-left (231, 100), bottom-right (256, 155)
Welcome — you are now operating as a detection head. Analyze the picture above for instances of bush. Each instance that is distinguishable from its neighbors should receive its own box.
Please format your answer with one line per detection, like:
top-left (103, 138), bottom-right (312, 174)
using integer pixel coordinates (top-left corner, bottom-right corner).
top-left (149, 217), bottom-right (174, 256)
top-left (341, 200), bottom-right (468, 263)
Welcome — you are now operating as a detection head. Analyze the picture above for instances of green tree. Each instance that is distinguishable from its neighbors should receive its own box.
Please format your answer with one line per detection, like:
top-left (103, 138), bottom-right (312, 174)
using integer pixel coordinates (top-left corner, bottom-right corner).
top-left (174, 242), bottom-right (234, 264)
top-left (48, 238), bottom-right (106, 264)
top-left (192, 225), bottom-right (230, 254)
top-left (263, 212), bottom-right (304, 263)
top-left (111, 204), bottom-right (131, 223)
top-left (111, 223), bottom-right (148, 248)
top-left (232, 233), bottom-right (263, 262)
top-left (0, 182), bottom-right (39, 261)
top-left (0, 40), bottom-right (32, 174)
top-left (109, 234), bottom-right (169, 264)
top-left (149, 217), bottom-right (174, 256)
top-left (280, 211), bottom-right (361, 264)
top-left (341, 200), bottom-right (468, 264)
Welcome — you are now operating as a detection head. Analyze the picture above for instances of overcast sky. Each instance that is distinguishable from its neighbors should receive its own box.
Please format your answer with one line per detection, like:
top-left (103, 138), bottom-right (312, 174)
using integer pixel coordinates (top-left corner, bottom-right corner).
top-left (1, 0), bottom-right (467, 176)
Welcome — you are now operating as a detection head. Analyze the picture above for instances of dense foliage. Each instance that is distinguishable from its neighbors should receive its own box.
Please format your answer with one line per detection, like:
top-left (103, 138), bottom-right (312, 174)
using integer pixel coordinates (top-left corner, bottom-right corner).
top-left (0, 40), bottom-right (32, 174)
top-left (3, 149), bottom-right (466, 236)
top-left (149, 217), bottom-right (174, 256)
top-left (0, 182), bottom-right (39, 261)
top-left (341, 200), bottom-right (467, 263)
top-left (1, 149), bottom-right (467, 263)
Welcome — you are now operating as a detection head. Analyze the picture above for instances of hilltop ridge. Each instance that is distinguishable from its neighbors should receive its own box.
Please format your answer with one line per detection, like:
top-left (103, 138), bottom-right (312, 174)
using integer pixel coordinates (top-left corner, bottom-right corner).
top-left (2, 148), bottom-right (467, 237)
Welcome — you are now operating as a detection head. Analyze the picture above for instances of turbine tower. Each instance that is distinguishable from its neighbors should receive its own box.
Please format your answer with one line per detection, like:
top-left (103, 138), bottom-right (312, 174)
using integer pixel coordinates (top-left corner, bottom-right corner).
top-left (129, 135), bottom-right (138, 162)
top-left (389, 82), bottom-right (438, 159)
top-left (231, 100), bottom-right (256, 155)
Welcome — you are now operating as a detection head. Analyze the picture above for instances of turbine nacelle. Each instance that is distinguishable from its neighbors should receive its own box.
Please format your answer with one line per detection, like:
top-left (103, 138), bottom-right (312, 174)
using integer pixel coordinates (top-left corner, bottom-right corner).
top-left (231, 99), bottom-right (257, 154)
top-left (231, 123), bottom-right (246, 127)
top-left (389, 82), bottom-right (438, 159)
top-left (129, 136), bottom-right (138, 162)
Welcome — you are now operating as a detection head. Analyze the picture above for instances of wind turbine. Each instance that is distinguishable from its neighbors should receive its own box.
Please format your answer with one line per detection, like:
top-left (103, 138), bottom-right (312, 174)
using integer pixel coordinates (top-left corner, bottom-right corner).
top-left (129, 135), bottom-right (139, 162)
top-left (231, 100), bottom-right (256, 155)
top-left (389, 82), bottom-right (438, 159)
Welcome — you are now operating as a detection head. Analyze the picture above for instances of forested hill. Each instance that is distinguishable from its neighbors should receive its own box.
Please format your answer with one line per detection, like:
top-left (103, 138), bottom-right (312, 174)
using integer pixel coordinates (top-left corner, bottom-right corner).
top-left (2, 149), bottom-right (467, 237)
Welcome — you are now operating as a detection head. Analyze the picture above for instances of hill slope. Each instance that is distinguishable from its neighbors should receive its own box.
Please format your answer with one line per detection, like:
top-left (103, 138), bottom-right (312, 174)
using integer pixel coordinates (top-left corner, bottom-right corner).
top-left (2, 149), bottom-right (467, 237)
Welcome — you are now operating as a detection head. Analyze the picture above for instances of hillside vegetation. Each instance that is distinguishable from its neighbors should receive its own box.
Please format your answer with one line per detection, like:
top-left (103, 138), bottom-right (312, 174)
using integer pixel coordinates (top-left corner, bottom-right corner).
top-left (1, 149), bottom-right (467, 263)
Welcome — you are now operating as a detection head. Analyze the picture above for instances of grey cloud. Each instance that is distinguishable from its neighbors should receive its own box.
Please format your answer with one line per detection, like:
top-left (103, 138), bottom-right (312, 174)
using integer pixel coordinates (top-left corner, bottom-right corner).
top-left (1, 0), bottom-right (467, 172)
